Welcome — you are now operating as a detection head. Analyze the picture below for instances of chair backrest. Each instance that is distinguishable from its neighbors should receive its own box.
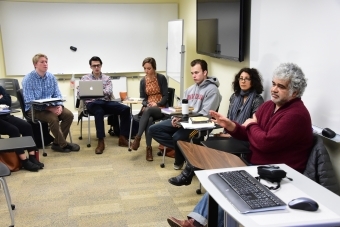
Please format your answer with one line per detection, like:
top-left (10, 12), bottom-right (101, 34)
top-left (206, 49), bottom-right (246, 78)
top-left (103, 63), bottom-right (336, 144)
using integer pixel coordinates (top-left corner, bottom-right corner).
top-left (16, 89), bottom-right (31, 121)
top-left (0, 79), bottom-right (20, 109)
top-left (303, 134), bottom-right (340, 195)
top-left (167, 87), bottom-right (175, 107)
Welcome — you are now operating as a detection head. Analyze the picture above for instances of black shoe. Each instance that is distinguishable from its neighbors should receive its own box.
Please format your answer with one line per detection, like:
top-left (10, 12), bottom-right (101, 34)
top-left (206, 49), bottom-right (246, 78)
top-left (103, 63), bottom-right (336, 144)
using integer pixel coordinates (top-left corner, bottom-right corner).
top-left (168, 164), bottom-right (195, 186)
top-left (29, 155), bottom-right (44, 169)
top-left (67, 143), bottom-right (80, 152)
top-left (22, 159), bottom-right (40, 172)
top-left (51, 143), bottom-right (71, 153)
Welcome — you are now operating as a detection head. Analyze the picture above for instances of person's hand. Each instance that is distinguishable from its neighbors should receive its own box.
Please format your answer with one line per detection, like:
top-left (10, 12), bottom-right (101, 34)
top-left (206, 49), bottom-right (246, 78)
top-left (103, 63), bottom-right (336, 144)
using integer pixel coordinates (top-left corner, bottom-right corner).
top-left (0, 94), bottom-right (3, 99)
top-left (171, 117), bottom-right (181, 128)
top-left (55, 105), bottom-right (63, 116)
top-left (209, 110), bottom-right (234, 130)
top-left (242, 113), bottom-right (257, 127)
top-left (46, 106), bottom-right (63, 116)
top-left (147, 102), bottom-right (157, 107)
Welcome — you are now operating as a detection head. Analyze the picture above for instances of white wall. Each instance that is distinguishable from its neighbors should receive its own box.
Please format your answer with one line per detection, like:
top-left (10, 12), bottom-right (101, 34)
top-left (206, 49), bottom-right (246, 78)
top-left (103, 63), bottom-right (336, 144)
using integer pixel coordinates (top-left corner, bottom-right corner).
top-left (250, 0), bottom-right (340, 185)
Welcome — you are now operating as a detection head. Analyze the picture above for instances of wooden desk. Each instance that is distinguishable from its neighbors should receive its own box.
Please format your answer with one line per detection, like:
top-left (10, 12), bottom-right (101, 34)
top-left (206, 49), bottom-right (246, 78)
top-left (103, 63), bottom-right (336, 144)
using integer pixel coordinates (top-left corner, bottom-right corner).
top-left (177, 141), bottom-right (246, 170)
top-left (196, 165), bottom-right (340, 227)
top-left (0, 136), bottom-right (36, 152)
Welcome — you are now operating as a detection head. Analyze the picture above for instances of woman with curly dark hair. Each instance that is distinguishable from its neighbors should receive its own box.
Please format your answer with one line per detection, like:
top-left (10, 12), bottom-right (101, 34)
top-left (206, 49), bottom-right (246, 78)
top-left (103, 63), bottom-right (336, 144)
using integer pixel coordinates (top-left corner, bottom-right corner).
top-left (168, 68), bottom-right (264, 188)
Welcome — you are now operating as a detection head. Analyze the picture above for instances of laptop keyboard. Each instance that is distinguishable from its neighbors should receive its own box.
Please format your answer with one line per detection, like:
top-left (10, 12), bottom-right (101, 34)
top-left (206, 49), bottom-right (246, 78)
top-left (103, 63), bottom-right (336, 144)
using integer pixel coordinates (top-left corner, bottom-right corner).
top-left (217, 170), bottom-right (286, 210)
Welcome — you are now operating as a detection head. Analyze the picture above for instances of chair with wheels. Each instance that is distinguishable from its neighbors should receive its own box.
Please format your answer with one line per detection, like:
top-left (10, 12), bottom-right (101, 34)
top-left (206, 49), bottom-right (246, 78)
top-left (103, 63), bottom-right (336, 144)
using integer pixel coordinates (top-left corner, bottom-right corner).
top-left (17, 89), bottom-right (73, 156)
top-left (0, 162), bottom-right (15, 227)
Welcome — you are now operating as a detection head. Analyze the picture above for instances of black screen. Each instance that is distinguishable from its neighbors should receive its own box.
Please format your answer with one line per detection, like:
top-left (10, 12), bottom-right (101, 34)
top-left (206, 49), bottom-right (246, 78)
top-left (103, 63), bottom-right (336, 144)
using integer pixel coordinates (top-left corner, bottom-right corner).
top-left (196, 0), bottom-right (248, 62)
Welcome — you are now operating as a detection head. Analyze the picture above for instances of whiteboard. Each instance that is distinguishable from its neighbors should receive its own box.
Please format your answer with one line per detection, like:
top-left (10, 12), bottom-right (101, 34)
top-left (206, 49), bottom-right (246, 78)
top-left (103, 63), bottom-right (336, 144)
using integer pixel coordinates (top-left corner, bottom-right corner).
top-left (0, 2), bottom-right (177, 75)
top-left (250, 0), bottom-right (340, 133)
top-left (167, 20), bottom-right (183, 83)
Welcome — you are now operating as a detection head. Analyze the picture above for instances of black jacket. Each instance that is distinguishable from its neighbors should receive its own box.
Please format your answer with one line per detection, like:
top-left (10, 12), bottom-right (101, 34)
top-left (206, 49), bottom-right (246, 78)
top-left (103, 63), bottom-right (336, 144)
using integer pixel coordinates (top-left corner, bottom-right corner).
top-left (0, 86), bottom-right (12, 107)
top-left (303, 134), bottom-right (340, 195)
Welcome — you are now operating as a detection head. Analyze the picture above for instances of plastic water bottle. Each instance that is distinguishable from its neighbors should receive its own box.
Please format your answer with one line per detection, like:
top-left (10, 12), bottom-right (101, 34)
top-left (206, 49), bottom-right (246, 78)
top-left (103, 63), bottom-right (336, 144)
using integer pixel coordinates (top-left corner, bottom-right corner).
top-left (182, 99), bottom-right (189, 121)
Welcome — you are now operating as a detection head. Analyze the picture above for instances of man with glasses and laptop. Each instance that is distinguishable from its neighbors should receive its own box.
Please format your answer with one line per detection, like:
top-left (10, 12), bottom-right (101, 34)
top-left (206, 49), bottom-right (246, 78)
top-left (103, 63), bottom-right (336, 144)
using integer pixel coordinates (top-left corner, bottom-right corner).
top-left (167, 63), bottom-right (313, 227)
top-left (77, 56), bottom-right (131, 154)
top-left (22, 53), bottom-right (80, 153)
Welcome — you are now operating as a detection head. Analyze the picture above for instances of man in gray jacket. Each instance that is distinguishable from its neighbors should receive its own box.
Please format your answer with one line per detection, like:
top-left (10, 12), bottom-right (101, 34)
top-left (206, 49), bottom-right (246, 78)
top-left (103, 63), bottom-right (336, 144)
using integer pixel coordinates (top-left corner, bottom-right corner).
top-left (149, 59), bottom-right (222, 169)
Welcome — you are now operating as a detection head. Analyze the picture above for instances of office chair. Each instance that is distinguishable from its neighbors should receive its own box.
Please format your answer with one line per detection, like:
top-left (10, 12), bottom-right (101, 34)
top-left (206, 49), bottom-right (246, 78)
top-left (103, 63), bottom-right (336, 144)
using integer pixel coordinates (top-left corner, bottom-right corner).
top-left (0, 78), bottom-right (21, 111)
top-left (0, 162), bottom-right (15, 227)
top-left (17, 89), bottom-right (73, 156)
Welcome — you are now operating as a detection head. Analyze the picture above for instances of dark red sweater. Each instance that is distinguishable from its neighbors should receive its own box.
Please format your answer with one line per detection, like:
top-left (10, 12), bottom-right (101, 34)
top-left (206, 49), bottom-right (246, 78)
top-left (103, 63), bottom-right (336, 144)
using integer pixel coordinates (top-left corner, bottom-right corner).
top-left (230, 98), bottom-right (313, 173)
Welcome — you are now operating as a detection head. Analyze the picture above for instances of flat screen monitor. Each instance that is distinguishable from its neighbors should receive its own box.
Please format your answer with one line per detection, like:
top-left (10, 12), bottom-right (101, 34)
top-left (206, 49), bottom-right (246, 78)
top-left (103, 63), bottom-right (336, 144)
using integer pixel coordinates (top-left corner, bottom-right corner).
top-left (196, 0), bottom-right (248, 62)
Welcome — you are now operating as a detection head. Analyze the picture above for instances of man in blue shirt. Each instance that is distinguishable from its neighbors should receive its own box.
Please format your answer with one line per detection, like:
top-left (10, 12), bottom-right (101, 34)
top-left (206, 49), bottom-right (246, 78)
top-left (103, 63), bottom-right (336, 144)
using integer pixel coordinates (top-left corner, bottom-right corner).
top-left (22, 53), bottom-right (80, 153)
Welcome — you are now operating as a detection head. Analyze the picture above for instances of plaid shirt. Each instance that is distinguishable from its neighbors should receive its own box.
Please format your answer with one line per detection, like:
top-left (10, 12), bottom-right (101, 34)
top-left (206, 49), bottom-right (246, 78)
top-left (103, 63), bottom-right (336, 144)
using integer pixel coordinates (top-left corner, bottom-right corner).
top-left (77, 73), bottom-right (113, 103)
top-left (22, 70), bottom-right (63, 111)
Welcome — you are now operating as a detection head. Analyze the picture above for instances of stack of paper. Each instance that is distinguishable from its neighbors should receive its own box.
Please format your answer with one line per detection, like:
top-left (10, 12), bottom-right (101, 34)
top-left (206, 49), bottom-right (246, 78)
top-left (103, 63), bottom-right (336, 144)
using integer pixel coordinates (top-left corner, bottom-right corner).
top-left (166, 106), bottom-right (194, 113)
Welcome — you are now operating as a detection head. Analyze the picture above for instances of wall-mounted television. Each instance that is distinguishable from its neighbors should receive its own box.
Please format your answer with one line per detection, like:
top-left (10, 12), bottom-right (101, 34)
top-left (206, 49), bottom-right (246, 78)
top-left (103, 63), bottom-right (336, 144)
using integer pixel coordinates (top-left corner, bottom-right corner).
top-left (196, 0), bottom-right (248, 62)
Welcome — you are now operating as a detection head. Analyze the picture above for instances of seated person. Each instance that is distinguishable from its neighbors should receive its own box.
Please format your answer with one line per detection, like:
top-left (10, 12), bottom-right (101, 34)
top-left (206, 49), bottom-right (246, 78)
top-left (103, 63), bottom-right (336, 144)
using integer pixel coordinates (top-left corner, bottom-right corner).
top-left (168, 67), bottom-right (264, 186)
top-left (131, 57), bottom-right (168, 161)
top-left (167, 62), bottom-right (313, 227)
top-left (77, 56), bottom-right (131, 154)
top-left (22, 53), bottom-right (80, 153)
top-left (0, 85), bottom-right (44, 171)
top-left (149, 59), bottom-right (222, 169)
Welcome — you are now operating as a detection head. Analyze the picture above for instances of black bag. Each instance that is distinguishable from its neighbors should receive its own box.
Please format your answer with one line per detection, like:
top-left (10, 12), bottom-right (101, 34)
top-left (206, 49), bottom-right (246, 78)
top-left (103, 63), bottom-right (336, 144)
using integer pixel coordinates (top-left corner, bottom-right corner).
top-left (256, 165), bottom-right (292, 190)
top-left (29, 121), bottom-right (54, 148)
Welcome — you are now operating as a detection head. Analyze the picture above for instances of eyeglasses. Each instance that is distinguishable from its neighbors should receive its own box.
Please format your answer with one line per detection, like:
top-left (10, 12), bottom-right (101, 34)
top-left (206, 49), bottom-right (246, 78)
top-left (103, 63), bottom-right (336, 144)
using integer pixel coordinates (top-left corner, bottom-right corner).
top-left (91, 64), bottom-right (101, 68)
top-left (239, 77), bottom-right (251, 82)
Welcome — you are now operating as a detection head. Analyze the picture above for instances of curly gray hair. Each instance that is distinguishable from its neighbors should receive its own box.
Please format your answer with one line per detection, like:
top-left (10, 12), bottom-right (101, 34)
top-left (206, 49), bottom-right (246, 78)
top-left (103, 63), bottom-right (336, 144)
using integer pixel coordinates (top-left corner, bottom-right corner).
top-left (273, 63), bottom-right (307, 98)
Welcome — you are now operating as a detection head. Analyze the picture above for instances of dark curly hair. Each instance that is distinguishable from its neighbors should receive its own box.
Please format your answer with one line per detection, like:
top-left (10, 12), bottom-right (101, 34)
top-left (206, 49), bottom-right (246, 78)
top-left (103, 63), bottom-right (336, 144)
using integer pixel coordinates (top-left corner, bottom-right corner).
top-left (232, 68), bottom-right (263, 95)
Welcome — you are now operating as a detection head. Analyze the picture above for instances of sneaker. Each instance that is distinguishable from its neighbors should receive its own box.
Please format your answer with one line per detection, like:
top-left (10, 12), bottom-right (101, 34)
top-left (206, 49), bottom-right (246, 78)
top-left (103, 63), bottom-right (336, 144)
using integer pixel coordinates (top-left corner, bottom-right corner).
top-left (173, 162), bottom-right (184, 170)
top-left (51, 143), bottom-right (71, 153)
top-left (22, 159), bottom-right (40, 172)
top-left (67, 143), bottom-right (80, 152)
top-left (29, 155), bottom-right (44, 169)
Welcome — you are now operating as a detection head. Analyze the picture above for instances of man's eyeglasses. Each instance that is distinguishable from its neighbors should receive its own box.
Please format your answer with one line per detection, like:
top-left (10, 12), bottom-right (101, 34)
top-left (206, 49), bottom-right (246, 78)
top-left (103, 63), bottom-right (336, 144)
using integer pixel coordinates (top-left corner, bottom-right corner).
top-left (239, 77), bottom-right (251, 82)
top-left (91, 64), bottom-right (101, 68)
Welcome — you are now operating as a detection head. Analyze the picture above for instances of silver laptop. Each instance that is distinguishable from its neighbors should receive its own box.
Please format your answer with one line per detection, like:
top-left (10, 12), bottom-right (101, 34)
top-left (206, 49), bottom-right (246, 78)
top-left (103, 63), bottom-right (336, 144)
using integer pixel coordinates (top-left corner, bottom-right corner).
top-left (79, 80), bottom-right (104, 98)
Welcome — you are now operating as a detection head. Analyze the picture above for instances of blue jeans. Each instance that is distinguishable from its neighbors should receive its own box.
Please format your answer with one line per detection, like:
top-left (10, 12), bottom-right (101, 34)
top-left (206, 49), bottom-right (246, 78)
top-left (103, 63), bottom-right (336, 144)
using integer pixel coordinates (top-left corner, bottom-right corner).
top-left (86, 100), bottom-right (130, 138)
top-left (148, 119), bottom-right (195, 165)
top-left (188, 192), bottom-right (224, 227)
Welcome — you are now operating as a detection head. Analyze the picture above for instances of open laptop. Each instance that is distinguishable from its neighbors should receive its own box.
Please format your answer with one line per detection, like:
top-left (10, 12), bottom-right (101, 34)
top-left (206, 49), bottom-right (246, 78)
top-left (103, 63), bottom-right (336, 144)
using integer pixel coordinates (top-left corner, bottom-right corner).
top-left (79, 80), bottom-right (104, 99)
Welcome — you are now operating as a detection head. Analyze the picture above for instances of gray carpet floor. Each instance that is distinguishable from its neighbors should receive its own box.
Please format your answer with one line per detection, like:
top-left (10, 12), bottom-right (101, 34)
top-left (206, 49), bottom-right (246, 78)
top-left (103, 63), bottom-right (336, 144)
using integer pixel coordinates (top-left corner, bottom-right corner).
top-left (0, 122), bottom-right (203, 227)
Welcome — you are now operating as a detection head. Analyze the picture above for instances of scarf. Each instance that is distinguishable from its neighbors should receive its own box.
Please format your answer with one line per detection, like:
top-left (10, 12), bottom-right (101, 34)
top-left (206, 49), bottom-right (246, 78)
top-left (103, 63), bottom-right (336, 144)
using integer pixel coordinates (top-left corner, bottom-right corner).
top-left (228, 89), bottom-right (256, 124)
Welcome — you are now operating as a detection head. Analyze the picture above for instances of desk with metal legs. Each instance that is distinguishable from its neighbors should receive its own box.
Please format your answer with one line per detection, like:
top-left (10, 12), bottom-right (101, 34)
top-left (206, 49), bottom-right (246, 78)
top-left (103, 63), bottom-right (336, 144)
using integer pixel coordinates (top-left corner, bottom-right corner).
top-left (122, 99), bottom-right (142, 151)
top-left (0, 136), bottom-right (36, 152)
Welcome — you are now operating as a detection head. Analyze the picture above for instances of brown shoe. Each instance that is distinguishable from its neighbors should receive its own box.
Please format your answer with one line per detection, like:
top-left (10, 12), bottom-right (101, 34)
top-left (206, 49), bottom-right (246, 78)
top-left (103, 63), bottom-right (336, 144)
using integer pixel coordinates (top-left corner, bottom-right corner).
top-left (131, 135), bottom-right (141, 150)
top-left (146, 146), bottom-right (153, 161)
top-left (118, 135), bottom-right (129, 147)
top-left (167, 217), bottom-right (197, 227)
top-left (95, 138), bottom-right (105, 154)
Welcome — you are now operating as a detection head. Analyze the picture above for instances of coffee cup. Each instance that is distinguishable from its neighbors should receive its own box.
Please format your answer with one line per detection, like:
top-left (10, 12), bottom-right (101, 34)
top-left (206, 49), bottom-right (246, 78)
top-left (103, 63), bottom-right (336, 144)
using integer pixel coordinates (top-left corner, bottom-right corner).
top-left (119, 91), bottom-right (127, 101)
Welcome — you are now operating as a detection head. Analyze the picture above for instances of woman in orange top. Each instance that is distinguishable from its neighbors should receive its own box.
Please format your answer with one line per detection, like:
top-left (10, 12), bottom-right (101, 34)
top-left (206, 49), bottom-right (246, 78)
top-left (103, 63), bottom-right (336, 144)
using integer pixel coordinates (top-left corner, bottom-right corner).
top-left (131, 57), bottom-right (168, 161)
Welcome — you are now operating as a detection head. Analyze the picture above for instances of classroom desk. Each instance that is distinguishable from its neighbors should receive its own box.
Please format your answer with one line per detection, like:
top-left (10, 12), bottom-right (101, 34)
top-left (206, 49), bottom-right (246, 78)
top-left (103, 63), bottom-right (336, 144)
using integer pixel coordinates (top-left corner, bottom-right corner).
top-left (195, 164), bottom-right (340, 227)
top-left (0, 136), bottom-right (36, 152)
top-left (122, 99), bottom-right (143, 151)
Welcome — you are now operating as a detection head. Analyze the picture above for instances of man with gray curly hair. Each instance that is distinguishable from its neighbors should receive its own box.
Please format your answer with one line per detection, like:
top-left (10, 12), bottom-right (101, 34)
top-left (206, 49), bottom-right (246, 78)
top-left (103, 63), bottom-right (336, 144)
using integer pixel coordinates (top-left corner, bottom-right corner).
top-left (168, 63), bottom-right (313, 227)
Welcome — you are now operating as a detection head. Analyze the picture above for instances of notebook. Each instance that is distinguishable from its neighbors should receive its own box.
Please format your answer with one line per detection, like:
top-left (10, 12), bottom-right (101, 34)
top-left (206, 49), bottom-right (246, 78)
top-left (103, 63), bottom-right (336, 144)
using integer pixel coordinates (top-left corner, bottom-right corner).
top-left (78, 80), bottom-right (104, 98)
top-left (31, 97), bottom-right (63, 104)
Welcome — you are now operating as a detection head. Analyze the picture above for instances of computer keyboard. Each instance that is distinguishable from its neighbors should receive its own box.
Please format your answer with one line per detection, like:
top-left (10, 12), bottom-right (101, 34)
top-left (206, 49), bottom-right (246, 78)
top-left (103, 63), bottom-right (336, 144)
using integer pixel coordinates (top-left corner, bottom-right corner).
top-left (209, 170), bottom-right (286, 213)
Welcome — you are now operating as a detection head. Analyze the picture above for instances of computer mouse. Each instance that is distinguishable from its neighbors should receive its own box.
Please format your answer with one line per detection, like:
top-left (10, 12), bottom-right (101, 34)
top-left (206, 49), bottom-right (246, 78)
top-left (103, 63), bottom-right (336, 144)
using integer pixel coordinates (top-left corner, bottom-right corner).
top-left (288, 197), bottom-right (319, 211)
top-left (322, 128), bottom-right (336, 138)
